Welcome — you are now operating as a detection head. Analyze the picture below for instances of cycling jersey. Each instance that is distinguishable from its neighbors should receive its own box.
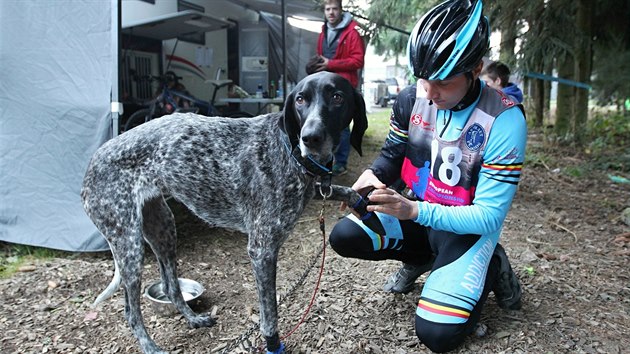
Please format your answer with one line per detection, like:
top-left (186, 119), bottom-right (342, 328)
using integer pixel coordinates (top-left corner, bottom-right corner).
top-left (329, 79), bottom-right (526, 330)
top-left (371, 81), bottom-right (527, 239)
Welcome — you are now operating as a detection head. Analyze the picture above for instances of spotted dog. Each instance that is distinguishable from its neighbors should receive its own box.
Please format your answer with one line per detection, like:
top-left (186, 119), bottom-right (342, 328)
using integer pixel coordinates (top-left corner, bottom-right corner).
top-left (81, 71), bottom-right (367, 354)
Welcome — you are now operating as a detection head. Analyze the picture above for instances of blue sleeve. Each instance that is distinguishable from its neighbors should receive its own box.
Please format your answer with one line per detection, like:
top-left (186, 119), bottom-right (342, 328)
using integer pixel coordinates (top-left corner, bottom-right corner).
top-left (414, 106), bottom-right (527, 235)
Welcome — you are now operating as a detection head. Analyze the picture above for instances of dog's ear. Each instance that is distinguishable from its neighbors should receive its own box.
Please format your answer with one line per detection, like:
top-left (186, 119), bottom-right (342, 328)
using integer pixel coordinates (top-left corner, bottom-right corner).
top-left (279, 90), bottom-right (300, 149)
top-left (349, 89), bottom-right (368, 156)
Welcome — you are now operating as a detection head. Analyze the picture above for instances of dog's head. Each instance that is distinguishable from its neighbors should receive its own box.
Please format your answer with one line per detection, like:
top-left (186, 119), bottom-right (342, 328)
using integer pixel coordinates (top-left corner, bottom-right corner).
top-left (279, 71), bottom-right (367, 164)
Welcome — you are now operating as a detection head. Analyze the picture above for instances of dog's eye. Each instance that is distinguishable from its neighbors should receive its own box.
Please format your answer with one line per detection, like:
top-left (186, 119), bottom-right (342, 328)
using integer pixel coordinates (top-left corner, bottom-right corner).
top-left (332, 93), bottom-right (344, 105)
top-left (295, 95), bottom-right (305, 105)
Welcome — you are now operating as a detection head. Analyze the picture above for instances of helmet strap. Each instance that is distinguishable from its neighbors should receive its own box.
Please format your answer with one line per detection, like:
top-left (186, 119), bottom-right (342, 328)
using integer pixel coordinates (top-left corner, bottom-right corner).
top-left (453, 74), bottom-right (480, 111)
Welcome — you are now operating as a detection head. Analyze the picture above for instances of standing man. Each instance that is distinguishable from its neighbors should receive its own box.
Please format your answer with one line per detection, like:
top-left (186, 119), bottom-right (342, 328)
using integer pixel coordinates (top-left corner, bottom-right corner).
top-left (329, 0), bottom-right (526, 352)
top-left (480, 61), bottom-right (524, 103)
top-left (310, 0), bottom-right (365, 176)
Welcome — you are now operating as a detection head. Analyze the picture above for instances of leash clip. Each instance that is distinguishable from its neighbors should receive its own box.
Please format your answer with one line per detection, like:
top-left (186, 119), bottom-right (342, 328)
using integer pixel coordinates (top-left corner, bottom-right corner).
top-left (318, 183), bottom-right (333, 199)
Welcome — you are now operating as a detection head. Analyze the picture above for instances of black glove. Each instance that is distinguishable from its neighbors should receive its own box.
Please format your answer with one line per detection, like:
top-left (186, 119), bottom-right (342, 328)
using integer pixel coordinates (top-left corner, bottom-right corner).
top-left (350, 187), bottom-right (387, 236)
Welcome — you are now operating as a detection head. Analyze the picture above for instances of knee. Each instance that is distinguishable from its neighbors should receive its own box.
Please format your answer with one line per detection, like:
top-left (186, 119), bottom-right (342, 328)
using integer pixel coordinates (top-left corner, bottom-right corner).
top-left (415, 316), bottom-right (469, 353)
top-left (329, 217), bottom-right (367, 257)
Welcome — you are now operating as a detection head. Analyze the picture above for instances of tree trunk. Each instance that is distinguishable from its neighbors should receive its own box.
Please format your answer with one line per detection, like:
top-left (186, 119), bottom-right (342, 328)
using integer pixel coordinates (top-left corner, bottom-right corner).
top-left (555, 54), bottom-right (574, 138)
top-left (527, 0), bottom-right (547, 128)
top-left (533, 73), bottom-right (544, 127)
top-left (573, 0), bottom-right (593, 144)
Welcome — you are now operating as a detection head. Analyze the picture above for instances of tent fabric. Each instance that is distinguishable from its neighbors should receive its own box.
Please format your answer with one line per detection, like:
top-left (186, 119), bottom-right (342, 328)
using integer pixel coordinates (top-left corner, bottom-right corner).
top-left (0, 0), bottom-right (116, 251)
top-left (261, 12), bottom-right (319, 86)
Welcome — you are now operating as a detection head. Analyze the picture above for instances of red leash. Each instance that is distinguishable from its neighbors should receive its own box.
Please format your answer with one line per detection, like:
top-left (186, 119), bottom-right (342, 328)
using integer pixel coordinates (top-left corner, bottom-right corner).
top-left (281, 212), bottom-right (327, 341)
top-left (254, 199), bottom-right (330, 353)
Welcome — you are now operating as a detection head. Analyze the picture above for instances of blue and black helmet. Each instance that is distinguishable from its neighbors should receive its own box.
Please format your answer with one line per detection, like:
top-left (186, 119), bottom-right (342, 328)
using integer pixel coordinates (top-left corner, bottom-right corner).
top-left (408, 0), bottom-right (489, 80)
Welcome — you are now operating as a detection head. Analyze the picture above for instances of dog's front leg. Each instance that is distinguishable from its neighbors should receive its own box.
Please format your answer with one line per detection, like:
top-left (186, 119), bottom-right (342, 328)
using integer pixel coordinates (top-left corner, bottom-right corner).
top-left (248, 235), bottom-right (284, 354)
top-left (313, 183), bottom-right (361, 204)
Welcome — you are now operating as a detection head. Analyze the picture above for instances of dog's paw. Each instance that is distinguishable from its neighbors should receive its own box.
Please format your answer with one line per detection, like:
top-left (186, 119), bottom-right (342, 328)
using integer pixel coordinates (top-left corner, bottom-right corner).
top-left (188, 314), bottom-right (216, 328)
top-left (141, 342), bottom-right (168, 354)
top-left (267, 342), bottom-right (285, 354)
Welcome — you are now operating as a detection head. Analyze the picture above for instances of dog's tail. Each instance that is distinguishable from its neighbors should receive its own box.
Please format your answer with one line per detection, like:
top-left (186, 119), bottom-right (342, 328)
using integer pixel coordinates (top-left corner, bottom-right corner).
top-left (91, 260), bottom-right (122, 307)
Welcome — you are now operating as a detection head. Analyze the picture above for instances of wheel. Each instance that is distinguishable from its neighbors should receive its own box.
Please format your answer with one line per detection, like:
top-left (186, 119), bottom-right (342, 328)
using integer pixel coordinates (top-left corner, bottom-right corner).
top-left (123, 108), bottom-right (152, 132)
top-left (378, 97), bottom-right (388, 108)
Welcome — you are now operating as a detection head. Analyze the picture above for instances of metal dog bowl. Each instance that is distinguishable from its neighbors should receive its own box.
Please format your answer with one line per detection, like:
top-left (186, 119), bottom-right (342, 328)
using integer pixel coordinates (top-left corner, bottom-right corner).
top-left (144, 278), bottom-right (205, 316)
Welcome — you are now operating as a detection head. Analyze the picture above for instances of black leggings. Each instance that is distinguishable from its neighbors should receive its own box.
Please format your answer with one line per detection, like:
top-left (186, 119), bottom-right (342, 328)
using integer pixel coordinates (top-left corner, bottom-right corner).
top-left (329, 215), bottom-right (500, 353)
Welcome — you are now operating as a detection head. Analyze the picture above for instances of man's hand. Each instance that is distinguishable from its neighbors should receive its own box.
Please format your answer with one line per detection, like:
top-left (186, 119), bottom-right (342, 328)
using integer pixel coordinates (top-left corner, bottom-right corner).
top-left (365, 188), bottom-right (419, 221)
top-left (340, 169), bottom-right (386, 213)
top-left (305, 55), bottom-right (326, 74)
top-left (351, 169), bottom-right (386, 192)
top-left (313, 56), bottom-right (329, 72)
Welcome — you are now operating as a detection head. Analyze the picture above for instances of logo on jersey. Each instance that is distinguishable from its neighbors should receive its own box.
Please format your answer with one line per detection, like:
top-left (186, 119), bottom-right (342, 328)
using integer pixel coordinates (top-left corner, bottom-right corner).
top-left (411, 113), bottom-right (423, 125)
top-left (465, 123), bottom-right (485, 151)
top-left (411, 113), bottom-right (432, 131)
top-left (501, 96), bottom-right (515, 107)
top-left (489, 147), bottom-right (520, 163)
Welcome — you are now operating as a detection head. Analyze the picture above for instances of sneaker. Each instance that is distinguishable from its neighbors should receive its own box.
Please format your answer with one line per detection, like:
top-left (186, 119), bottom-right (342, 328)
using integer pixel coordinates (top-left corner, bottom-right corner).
top-left (332, 165), bottom-right (348, 176)
top-left (492, 244), bottom-right (522, 310)
top-left (383, 261), bottom-right (434, 294)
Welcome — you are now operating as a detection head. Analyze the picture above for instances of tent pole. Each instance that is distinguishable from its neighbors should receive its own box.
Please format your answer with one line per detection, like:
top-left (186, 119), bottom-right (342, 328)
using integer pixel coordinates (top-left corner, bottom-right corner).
top-left (112, 0), bottom-right (121, 137)
top-left (281, 0), bottom-right (287, 96)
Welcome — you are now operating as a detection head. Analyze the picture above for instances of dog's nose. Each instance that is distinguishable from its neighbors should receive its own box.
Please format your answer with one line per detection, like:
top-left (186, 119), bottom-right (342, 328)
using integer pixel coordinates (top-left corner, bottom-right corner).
top-left (301, 131), bottom-right (325, 148)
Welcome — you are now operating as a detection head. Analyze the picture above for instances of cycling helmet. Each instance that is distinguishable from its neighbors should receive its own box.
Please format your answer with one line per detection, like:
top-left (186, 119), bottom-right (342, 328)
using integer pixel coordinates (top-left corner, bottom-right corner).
top-left (408, 0), bottom-right (489, 80)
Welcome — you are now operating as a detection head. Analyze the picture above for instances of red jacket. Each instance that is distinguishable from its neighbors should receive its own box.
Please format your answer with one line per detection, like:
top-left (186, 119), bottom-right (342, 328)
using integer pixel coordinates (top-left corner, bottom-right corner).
top-left (317, 19), bottom-right (365, 88)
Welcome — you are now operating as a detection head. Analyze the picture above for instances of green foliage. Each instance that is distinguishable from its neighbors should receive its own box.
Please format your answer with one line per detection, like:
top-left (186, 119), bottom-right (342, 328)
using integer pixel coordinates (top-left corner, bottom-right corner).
top-left (588, 112), bottom-right (630, 145)
top-left (362, 0), bottom-right (439, 58)
top-left (365, 108), bottom-right (391, 144)
top-left (358, 0), bottom-right (630, 114)
top-left (592, 38), bottom-right (630, 107)
top-left (0, 242), bottom-right (70, 279)
top-left (585, 112), bottom-right (630, 172)
top-left (359, 109), bottom-right (391, 159)
top-left (507, 0), bottom-right (576, 74)
top-left (563, 166), bottom-right (585, 178)
top-left (525, 150), bottom-right (556, 169)
top-left (524, 266), bottom-right (536, 277)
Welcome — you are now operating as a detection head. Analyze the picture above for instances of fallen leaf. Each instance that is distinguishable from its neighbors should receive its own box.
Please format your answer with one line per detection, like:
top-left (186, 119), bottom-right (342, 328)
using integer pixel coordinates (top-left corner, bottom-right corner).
top-left (84, 311), bottom-right (98, 321)
top-left (17, 265), bottom-right (36, 272)
top-left (495, 331), bottom-right (511, 339)
top-left (537, 252), bottom-right (557, 261)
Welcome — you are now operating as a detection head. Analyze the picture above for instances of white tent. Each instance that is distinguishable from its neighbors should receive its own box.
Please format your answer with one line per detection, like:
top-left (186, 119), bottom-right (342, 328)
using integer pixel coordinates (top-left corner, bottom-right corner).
top-left (0, 0), bottom-right (118, 251)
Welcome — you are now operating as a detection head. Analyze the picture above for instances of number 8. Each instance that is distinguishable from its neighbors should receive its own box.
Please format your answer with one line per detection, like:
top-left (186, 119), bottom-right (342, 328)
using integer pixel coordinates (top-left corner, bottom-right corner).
top-left (438, 146), bottom-right (462, 186)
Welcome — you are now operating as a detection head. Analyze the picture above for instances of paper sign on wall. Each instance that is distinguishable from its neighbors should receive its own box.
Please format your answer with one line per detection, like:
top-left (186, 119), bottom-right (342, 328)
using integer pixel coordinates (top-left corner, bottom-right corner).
top-left (195, 47), bottom-right (213, 67)
top-left (242, 56), bottom-right (268, 72)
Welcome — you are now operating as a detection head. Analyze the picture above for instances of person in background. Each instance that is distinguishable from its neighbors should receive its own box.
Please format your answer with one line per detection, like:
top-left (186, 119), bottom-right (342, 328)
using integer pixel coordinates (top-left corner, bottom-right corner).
top-left (160, 71), bottom-right (191, 112)
top-left (480, 61), bottom-right (524, 103)
top-left (328, 0), bottom-right (526, 352)
top-left (308, 0), bottom-right (365, 176)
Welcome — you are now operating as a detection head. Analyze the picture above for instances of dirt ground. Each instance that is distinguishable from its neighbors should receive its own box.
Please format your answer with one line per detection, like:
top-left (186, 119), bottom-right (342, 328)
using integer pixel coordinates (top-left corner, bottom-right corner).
top-left (1, 111), bottom-right (629, 354)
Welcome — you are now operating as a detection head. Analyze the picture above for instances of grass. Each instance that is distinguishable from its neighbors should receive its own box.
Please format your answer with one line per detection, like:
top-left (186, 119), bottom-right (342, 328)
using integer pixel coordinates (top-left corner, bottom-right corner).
top-left (525, 150), bottom-right (556, 170)
top-left (0, 242), bottom-right (71, 279)
top-left (366, 108), bottom-right (390, 140)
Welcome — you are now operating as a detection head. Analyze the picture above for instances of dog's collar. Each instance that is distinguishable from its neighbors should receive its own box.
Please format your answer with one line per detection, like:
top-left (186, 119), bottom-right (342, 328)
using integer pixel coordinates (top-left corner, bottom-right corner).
top-left (283, 137), bottom-right (333, 180)
top-left (290, 146), bottom-right (333, 178)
